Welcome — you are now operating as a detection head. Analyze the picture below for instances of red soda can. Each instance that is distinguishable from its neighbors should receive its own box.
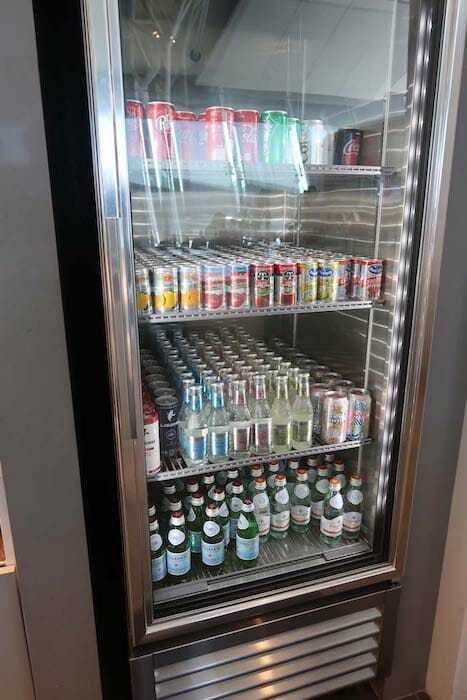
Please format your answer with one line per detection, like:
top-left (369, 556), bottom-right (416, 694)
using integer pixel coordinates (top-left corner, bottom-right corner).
top-left (147, 101), bottom-right (175, 161)
top-left (197, 112), bottom-right (207, 159)
top-left (250, 262), bottom-right (274, 307)
top-left (227, 262), bottom-right (250, 308)
top-left (125, 100), bottom-right (145, 158)
top-left (173, 111), bottom-right (197, 161)
top-left (235, 110), bottom-right (259, 162)
top-left (205, 107), bottom-right (234, 161)
top-left (358, 258), bottom-right (383, 300)
top-left (274, 260), bottom-right (297, 306)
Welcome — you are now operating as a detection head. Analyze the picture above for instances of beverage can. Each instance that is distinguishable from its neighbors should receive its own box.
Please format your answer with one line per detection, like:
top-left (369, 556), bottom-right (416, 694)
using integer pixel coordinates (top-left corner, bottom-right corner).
top-left (147, 101), bottom-right (175, 161)
top-left (310, 383), bottom-right (329, 434)
top-left (144, 408), bottom-right (161, 475)
top-left (135, 266), bottom-right (153, 314)
top-left (227, 263), bottom-right (250, 308)
top-left (151, 266), bottom-right (178, 312)
top-left (202, 264), bottom-right (226, 309)
top-left (347, 388), bottom-right (371, 440)
top-left (298, 258), bottom-right (318, 303)
top-left (356, 258), bottom-right (383, 300)
top-left (334, 128), bottom-right (362, 166)
top-left (274, 260), bottom-right (297, 306)
top-left (318, 258), bottom-right (339, 302)
top-left (205, 106), bottom-right (234, 161)
top-left (337, 256), bottom-right (352, 301)
top-left (155, 395), bottom-right (179, 457)
top-left (250, 262), bottom-right (274, 307)
top-left (321, 391), bottom-right (349, 444)
top-left (173, 111), bottom-right (197, 161)
top-left (235, 110), bottom-right (259, 163)
top-left (300, 119), bottom-right (326, 165)
top-left (286, 117), bottom-right (301, 164)
top-left (125, 100), bottom-right (145, 159)
top-left (197, 112), bottom-right (208, 159)
top-left (261, 110), bottom-right (288, 164)
top-left (179, 265), bottom-right (201, 310)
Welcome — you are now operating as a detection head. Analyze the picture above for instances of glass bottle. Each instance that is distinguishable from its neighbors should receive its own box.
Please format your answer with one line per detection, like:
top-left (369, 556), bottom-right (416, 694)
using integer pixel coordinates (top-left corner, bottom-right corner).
top-left (266, 369), bottom-right (279, 405)
top-left (186, 492), bottom-right (204, 557)
top-left (288, 366), bottom-right (300, 404)
top-left (270, 473), bottom-right (290, 539)
top-left (202, 473), bottom-right (216, 502)
top-left (182, 478), bottom-right (199, 513)
top-left (177, 377), bottom-right (195, 453)
top-left (229, 379), bottom-right (251, 459)
top-left (211, 486), bottom-right (230, 548)
top-left (291, 372), bottom-right (314, 449)
top-left (150, 517), bottom-right (166, 584)
top-left (332, 459), bottom-right (347, 490)
top-left (182, 385), bottom-right (208, 467)
top-left (247, 464), bottom-right (264, 494)
top-left (285, 457), bottom-right (300, 495)
top-left (306, 456), bottom-right (319, 486)
top-left (227, 481), bottom-right (245, 542)
top-left (236, 499), bottom-right (260, 568)
top-left (343, 473), bottom-right (363, 540)
top-left (320, 478), bottom-right (344, 545)
top-left (310, 465), bottom-right (330, 527)
top-left (225, 468), bottom-right (240, 496)
top-left (266, 460), bottom-right (281, 494)
top-left (250, 375), bottom-right (273, 456)
top-left (290, 469), bottom-right (312, 533)
top-left (207, 382), bottom-right (230, 464)
top-left (252, 477), bottom-right (270, 542)
top-left (166, 511), bottom-right (191, 582)
top-left (201, 503), bottom-right (225, 571)
top-left (271, 375), bottom-right (292, 452)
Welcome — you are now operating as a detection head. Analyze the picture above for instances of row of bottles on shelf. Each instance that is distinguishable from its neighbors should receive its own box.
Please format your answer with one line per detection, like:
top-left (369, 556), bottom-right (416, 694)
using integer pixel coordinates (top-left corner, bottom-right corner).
top-left (126, 100), bottom-right (364, 168)
top-left (134, 241), bottom-right (383, 315)
top-left (142, 325), bottom-right (372, 475)
top-left (149, 454), bottom-right (364, 584)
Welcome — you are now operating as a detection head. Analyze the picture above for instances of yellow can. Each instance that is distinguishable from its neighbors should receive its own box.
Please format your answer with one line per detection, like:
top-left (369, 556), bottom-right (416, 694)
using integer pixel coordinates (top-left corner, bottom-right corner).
top-left (151, 266), bottom-right (179, 312)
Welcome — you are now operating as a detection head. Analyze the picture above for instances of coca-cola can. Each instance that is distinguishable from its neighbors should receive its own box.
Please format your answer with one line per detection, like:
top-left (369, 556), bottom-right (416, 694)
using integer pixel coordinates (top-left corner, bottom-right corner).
top-left (274, 260), bottom-right (297, 305)
top-left (235, 110), bottom-right (259, 163)
top-left (125, 100), bottom-right (145, 158)
top-left (334, 128), bottom-right (362, 165)
top-left (173, 111), bottom-right (197, 161)
top-left (147, 101), bottom-right (175, 161)
top-left (250, 262), bottom-right (274, 307)
top-left (206, 106), bottom-right (234, 161)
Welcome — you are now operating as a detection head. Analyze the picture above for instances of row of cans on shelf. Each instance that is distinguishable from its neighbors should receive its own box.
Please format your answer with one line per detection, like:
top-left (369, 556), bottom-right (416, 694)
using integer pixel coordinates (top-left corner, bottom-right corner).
top-left (134, 246), bottom-right (383, 314)
top-left (126, 99), bottom-right (363, 166)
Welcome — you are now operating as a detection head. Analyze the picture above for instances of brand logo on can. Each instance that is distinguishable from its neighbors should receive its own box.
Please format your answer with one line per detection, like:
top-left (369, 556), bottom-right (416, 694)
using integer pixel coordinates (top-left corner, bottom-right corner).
top-left (319, 266), bottom-right (334, 278)
top-left (156, 114), bottom-right (171, 133)
top-left (369, 264), bottom-right (383, 275)
top-left (307, 268), bottom-right (318, 279)
top-left (257, 271), bottom-right (270, 282)
top-left (343, 138), bottom-right (359, 156)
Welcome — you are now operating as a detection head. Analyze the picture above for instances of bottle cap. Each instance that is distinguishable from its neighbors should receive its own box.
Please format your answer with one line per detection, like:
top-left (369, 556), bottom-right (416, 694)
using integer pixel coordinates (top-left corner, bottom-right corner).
top-left (191, 493), bottom-right (204, 507)
top-left (317, 466), bottom-right (328, 476)
top-left (350, 474), bottom-right (362, 486)
top-left (163, 483), bottom-right (176, 495)
top-left (231, 481), bottom-right (244, 494)
top-left (186, 479), bottom-right (199, 493)
top-left (212, 487), bottom-right (225, 501)
top-left (255, 477), bottom-right (267, 490)
top-left (203, 473), bottom-right (215, 484)
top-left (170, 511), bottom-right (185, 526)
top-left (324, 453), bottom-right (334, 463)
top-left (288, 458), bottom-right (300, 469)
top-left (242, 499), bottom-right (254, 512)
top-left (268, 460), bottom-right (280, 471)
top-left (275, 473), bottom-right (287, 486)
top-left (334, 460), bottom-right (345, 470)
top-left (206, 503), bottom-right (219, 517)
top-left (296, 469), bottom-right (308, 481)
top-left (329, 477), bottom-right (341, 490)
top-left (149, 519), bottom-right (158, 531)
top-left (169, 497), bottom-right (182, 511)
top-left (227, 469), bottom-right (239, 479)
top-left (148, 505), bottom-right (156, 517)
top-left (250, 465), bottom-right (263, 476)
top-left (306, 457), bottom-right (319, 467)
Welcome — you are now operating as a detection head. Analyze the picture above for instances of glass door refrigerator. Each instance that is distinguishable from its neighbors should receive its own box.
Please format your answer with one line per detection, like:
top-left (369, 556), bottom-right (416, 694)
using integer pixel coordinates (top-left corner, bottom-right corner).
top-left (40, 0), bottom-right (456, 696)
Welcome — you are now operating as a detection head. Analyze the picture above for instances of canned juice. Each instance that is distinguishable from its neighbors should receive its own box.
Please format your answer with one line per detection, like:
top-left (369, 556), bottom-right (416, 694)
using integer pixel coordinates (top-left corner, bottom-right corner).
top-left (151, 266), bottom-right (178, 312)
top-left (358, 258), bottom-right (383, 300)
top-left (179, 265), bottom-right (201, 310)
top-left (298, 259), bottom-right (318, 303)
top-left (135, 267), bottom-right (153, 314)
top-left (202, 264), bottom-right (226, 309)
top-left (250, 262), bottom-right (274, 307)
top-left (274, 261), bottom-right (297, 305)
top-left (227, 263), bottom-right (250, 308)
top-left (318, 258), bottom-right (339, 302)
top-left (347, 388), bottom-right (371, 440)
top-left (321, 391), bottom-right (349, 444)
top-left (337, 256), bottom-right (352, 301)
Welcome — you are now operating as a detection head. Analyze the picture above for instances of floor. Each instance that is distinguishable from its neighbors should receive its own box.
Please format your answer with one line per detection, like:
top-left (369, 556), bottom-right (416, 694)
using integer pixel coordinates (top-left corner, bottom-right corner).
top-left (323, 684), bottom-right (431, 700)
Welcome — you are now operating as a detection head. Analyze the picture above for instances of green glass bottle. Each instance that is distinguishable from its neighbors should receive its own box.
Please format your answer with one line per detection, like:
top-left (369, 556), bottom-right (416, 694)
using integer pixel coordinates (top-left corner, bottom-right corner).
top-left (320, 478), bottom-right (344, 545)
top-left (310, 465), bottom-right (330, 527)
top-left (270, 473), bottom-right (290, 539)
top-left (166, 511), bottom-right (191, 582)
top-left (211, 486), bottom-right (231, 548)
top-left (247, 464), bottom-right (264, 494)
top-left (201, 503), bottom-right (225, 571)
top-left (252, 477), bottom-right (270, 542)
top-left (227, 481), bottom-right (244, 542)
top-left (285, 457), bottom-right (300, 495)
top-left (202, 473), bottom-right (216, 503)
top-left (331, 459), bottom-right (347, 491)
top-left (182, 478), bottom-right (199, 514)
top-left (186, 492), bottom-right (204, 557)
top-left (236, 499), bottom-right (259, 568)
top-left (266, 460), bottom-right (280, 496)
top-left (290, 468), bottom-right (312, 532)
top-left (343, 473), bottom-right (363, 540)
top-left (150, 516), bottom-right (166, 584)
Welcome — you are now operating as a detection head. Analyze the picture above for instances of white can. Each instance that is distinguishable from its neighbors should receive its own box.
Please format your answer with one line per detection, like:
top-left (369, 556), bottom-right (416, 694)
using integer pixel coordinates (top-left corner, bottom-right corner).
top-left (300, 120), bottom-right (326, 165)
top-left (144, 409), bottom-right (161, 475)
top-left (321, 391), bottom-right (349, 444)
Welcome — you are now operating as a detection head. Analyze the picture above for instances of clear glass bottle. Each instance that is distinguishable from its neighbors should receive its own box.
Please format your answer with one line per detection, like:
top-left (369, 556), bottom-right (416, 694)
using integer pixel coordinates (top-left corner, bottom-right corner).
top-left (207, 381), bottom-right (230, 464)
top-left (332, 459), bottom-right (347, 490)
top-left (343, 473), bottom-right (363, 540)
top-left (290, 469), bottom-right (312, 533)
top-left (291, 372), bottom-right (314, 449)
top-left (211, 486), bottom-right (230, 548)
top-left (266, 368), bottom-right (279, 405)
top-left (182, 385), bottom-right (208, 467)
top-left (236, 499), bottom-right (260, 568)
top-left (250, 374), bottom-right (273, 456)
top-left (266, 460), bottom-right (281, 494)
top-left (150, 517), bottom-right (166, 584)
top-left (229, 379), bottom-right (251, 459)
top-left (201, 503), bottom-right (225, 571)
top-left (252, 477), bottom-right (271, 542)
top-left (306, 456), bottom-right (319, 486)
top-left (320, 478), bottom-right (344, 545)
top-left (178, 377), bottom-right (195, 453)
top-left (271, 375), bottom-right (292, 452)
top-left (270, 473), bottom-right (290, 539)
top-left (285, 457), bottom-right (300, 495)
top-left (227, 481), bottom-right (245, 542)
top-left (166, 511), bottom-right (191, 582)
top-left (310, 465), bottom-right (330, 527)
top-left (288, 366), bottom-right (300, 404)
top-left (186, 492), bottom-right (204, 557)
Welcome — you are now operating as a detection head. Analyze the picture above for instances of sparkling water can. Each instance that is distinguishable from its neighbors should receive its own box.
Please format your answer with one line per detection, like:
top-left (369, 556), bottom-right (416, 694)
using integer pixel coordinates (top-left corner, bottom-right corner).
top-left (321, 391), bottom-right (349, 444)
top-left (347, 388), bottom-right (371, 440)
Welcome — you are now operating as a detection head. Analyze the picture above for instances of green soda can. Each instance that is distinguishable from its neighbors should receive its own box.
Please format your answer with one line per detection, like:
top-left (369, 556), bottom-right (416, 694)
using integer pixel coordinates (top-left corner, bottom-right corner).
top-left (261, 110), bottom-right (288, 164)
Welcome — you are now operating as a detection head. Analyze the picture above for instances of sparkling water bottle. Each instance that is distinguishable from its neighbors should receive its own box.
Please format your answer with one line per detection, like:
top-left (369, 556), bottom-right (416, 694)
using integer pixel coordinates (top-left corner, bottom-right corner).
top-left (229, 379), bottom-right (251, 458)
top-left (250, 375), bottom-right (273, 456)
top-left (291, 372), bottom-right (314, 449)
top-left (207, 382), bottom-right (230, 464)
top-left (182, 385), bottom-right (208, 467)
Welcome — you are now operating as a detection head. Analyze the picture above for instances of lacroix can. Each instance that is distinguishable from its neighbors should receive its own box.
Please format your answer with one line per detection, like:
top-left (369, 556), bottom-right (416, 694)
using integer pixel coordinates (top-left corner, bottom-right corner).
top-left (202, 263), bottom-right (226, 309)
top-left (135, 266), bottom-right (153, 314)
top-left (147, 101), bottom-right (175, 161)
top-left (298, 258), bottom-right (318, 303)
top-left (250, 262), bottom-right (274, 307)
top-left (318, 257), bottom-right (339, 302)
top-left (178, 264), bottom-right (201, 310)
top-left (125, 100), bottom-right (145, 158)
top-left (205, 107), bottom-right (234, 161)
top-left (337, 256), bottom-right (352, 301)
top-left (227, 263), bottom-right (250, 308)
top-left (357, 258), bottom-right (383, 300)
top-left (235, 110), bottom-right (259, 163)
top-left (274, 260), bottom-right (297, 305)
top-left (151, 266), bottom-right (178, 312)
top-left (347, 388), bottom-right (371, 440)
top-left (321, 391), bottom-right (349, 444)
top-left (173, 111), bottom-right (197, 160)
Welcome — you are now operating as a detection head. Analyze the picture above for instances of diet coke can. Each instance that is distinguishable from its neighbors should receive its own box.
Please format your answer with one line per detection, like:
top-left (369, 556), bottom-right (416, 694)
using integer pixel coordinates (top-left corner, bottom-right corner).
top-left (173, 111), bottom-right (197, 160)
top-left (274, 260), bottom-right (297, 305)
top-left (206, 107), bottom-right (234, 161)
top-left (147, 101), bottom-right (175, 161)
top-left (125, 100), bottom-right (145, 158)
top-left (235, 110), bottom-right (259, 163)
top-left (250, 262), bottom-right (274, 307)
top-left (334, 128), bottom-right (362, 166)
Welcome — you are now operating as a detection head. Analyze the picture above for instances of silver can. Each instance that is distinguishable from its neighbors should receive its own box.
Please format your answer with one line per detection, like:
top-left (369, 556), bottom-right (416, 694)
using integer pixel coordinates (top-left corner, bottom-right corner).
top-left (321, 391), bottom-right (349, 444)
top-left (347, 388), bottom-right (371, 440)
top-left (300, 119), bottom-right (326, 165)
top-left (310, 383), bottom-right (329, 434)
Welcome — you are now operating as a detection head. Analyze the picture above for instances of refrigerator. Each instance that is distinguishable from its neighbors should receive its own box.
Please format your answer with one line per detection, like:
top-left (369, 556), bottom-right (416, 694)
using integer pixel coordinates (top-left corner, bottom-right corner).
top-left (35, 0), bottom-right (460, 696)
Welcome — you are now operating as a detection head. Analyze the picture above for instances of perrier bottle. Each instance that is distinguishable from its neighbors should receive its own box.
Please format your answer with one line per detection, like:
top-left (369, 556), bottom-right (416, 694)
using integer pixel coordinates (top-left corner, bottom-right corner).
top-left (236, 499), bottom-right (259, 568)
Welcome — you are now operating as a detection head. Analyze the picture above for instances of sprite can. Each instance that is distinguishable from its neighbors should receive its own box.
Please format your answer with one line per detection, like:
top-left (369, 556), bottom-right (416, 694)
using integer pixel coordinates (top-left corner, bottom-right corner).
top-left (261, 110), bottom-right (288, 164)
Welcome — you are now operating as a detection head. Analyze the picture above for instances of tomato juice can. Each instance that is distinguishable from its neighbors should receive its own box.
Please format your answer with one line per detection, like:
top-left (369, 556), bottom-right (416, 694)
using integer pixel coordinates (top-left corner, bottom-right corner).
top-left (250, 262), bottom-right (274, 307)
top-left (144, 407), bottom-right (161, 475)
top-left (173, 111), bottom-right (197, 160)
top-left (205, 106), bottom-right (234, 161)
top-left (274, 260), bottom-right (297, 305)
top-left (318, 257), bottom-right (339, 302)
top-left (202, 263), bottom-right (226, 309)
top-left (135, 266), bottom-right (153, 314)
top-left (151, 266), bottom-right (178, 312)
top-left (227, 262), bottom-right (250, 308)
top-left (235, 110), bottom-right (259, 163)
top-left (321, 391), bottom-right (349, 444)
top-left (178, 264), bottom-right (201, 310)
top-left (337, 256), bottom-right (352, 301)
top-left (298, 258), bottom-right (318, 303)
top-left (125, 100), bottom-right (145, 158)
top-left (147, 101), bottom-right (175, 161)
top-left (347, 388), bottom-right (371, 440)
top-left (357, 258), bottom-right (383, 300)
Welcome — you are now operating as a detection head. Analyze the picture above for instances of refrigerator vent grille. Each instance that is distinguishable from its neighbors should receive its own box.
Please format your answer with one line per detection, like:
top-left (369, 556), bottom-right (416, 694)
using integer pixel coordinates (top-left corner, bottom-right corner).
top-left (154, 607), bottom-right (381, 699)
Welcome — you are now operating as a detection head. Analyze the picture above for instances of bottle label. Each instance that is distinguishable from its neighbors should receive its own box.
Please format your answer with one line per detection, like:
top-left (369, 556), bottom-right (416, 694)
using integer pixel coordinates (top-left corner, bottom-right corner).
top-left (236, 534), bottom-right (259, 560)
top-left (267, 473), bottom-right (277, 489)
top-left (168, 529), bottom-right (185, 546)
top-left (207, 484), bottom-right (216, 500)
top-left (320, 515), bottom-right (343, 537)
top-left (343, 511), bottom-right (362, 532)
top-left (209, 429), bottom-right (229, 457)
top-left (255, 513), bottom-right (270, 536)
top-left (229, 496), bottom-right (243, 513)
top-left (230, 515), bottom-right (239, 539)
top-left (167, 548), bottom-right (190, 576)
top-left (202, 539), bottom-right (224, 566)
top-left (232, 426), bottom-right (250, 452)
top-left (186, 433), bottom-right (207, 461)
top-left (347, 489), bottom-right (363, 506)
top-left (273, 423), bottom-right (291, 446)
top-left (219, 502), bottom-right (229, 518)
top-left (150, 533), bottom-right (163, 551)
top-left (311, 500), bottom-right (324, 519)
top-left (271, 510), bottom-right (290, 532)
top-left (291, 504), bottom-right (311, 525)
top-left (203, 521), bottom-right (221, 537)
top-left (292, 419), bottom-right (312, 443)
top-left (223, 522), bottom-right (230, 547)
top-left (329, 494), bottom-right (344, 510)
top-left (294, 483), bottom-right (310, 499)
top-left (151, 552), bottom-right (166, 582)
top-left (186, 507), bottom-right (196, 522)
top-left (237, 513), bottom-right (249, 530)
top-left (188, 529), bottom-right (202, 553)
top-left (316, 478), bottom-right (329, 495)
top-left (253, 492), bottom-right (269, 510)
top-left (275, 489), bottom-right (289, 505)
top-left (252, 420), bottom-right (272, 448)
